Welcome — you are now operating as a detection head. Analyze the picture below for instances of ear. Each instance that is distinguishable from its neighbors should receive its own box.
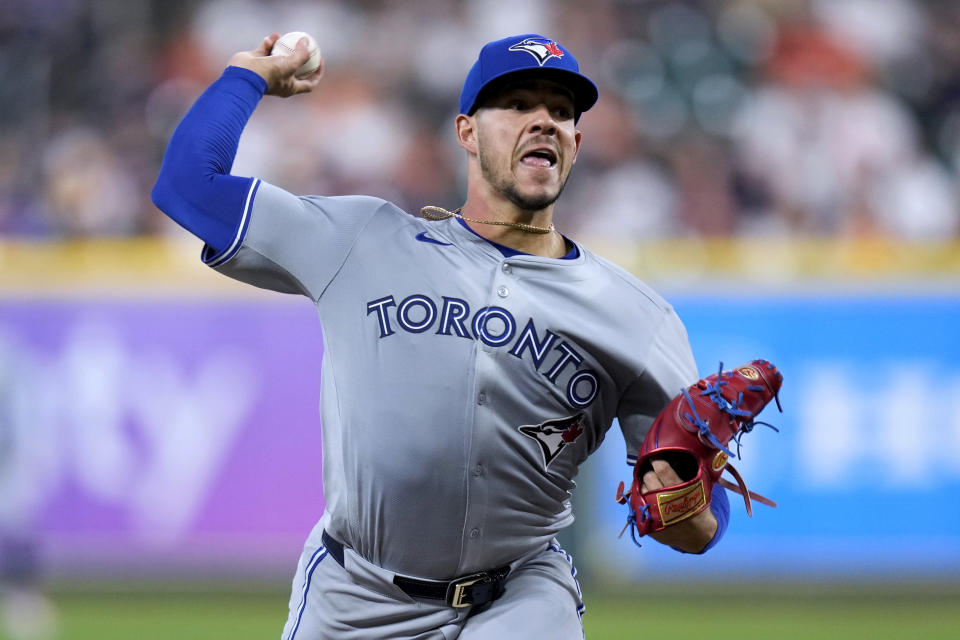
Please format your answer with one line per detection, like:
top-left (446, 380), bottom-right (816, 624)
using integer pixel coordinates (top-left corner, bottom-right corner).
top-left (571, 129), bottom-right (583, 165)
top-left (455, 114), bottom-right (479, 155)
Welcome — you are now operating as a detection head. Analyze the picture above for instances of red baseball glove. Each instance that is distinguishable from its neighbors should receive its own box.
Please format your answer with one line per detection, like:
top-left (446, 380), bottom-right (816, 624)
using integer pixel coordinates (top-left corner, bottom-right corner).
top-left (616, 359), bottom-right (783, 543)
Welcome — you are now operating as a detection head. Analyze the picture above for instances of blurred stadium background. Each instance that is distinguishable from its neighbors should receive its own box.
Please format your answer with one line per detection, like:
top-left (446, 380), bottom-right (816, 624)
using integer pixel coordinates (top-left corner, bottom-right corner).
top-left (2, 0), bottom-right (960, 638)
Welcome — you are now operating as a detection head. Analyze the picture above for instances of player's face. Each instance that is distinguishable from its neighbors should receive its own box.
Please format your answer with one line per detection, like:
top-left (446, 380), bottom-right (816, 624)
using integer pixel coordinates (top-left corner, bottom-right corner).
top-left (474, 81), bottom-right (582, 211)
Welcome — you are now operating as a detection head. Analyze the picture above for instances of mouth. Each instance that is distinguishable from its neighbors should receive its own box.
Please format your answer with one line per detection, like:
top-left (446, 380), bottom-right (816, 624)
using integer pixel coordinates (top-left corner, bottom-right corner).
top-left (519, 147), bottom-right (558, 169)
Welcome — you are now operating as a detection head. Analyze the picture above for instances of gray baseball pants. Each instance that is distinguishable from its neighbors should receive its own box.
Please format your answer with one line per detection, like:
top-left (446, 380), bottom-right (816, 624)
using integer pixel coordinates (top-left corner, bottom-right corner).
top-left (280, 532), bottom-right (585, 639)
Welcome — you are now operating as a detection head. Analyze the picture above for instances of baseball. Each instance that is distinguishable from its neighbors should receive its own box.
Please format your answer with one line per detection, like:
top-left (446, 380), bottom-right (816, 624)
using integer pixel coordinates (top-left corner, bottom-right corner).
top-left (271, 31), bottom-right (322, 79)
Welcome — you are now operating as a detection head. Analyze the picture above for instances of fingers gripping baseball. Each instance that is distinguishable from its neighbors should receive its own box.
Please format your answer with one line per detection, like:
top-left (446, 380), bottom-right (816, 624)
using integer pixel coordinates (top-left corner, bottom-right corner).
top-left (228, 33), bottom-right (324, 97)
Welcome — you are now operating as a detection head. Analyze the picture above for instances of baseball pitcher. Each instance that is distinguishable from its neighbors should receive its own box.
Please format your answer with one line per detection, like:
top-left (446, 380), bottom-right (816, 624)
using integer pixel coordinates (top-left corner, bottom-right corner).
top-left (153, 32), bottom-right (780, 640)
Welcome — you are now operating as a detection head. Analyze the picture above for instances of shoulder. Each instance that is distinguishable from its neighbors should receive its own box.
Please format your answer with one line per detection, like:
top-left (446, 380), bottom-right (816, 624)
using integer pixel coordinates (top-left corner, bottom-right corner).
top-left (290, 192), bottom-right (422, 229)
top-left (298, 193), bottom-right (402, 216)
top-left (577, 245), bottom-right (676, 316)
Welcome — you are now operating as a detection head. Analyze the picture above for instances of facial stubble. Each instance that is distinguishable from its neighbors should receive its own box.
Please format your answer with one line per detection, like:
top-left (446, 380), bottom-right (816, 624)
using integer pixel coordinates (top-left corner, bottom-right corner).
top-left (477, 133), bottom-right (569, 212)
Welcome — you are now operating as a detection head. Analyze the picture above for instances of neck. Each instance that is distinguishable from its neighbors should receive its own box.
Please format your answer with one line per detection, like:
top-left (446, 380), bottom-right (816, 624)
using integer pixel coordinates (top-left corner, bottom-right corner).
top-left (459, 196), bottom-right (566, 258)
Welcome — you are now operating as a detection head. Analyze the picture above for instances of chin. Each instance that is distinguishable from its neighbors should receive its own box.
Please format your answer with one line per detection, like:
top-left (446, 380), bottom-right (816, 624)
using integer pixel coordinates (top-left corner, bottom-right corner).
top-left (489, 167), bottom-right (567, 211)
top-left (510, 191), bottom-right (561, 211)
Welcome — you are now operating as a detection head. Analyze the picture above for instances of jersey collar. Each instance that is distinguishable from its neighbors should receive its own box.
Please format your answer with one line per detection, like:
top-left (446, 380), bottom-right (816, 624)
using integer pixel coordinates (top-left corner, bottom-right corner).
top-left (454, 217), bottom-right (580, 260)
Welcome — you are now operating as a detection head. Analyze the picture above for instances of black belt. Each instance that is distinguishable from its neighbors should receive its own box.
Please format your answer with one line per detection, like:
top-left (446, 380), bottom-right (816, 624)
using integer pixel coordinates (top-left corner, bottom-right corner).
top-left (321, 531), bottom-right (509, 609)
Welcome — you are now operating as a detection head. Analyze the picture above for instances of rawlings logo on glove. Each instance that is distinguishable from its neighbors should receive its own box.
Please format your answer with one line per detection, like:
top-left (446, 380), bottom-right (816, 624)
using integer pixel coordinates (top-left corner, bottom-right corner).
top-left (616, 359), bottom-right (783, 544)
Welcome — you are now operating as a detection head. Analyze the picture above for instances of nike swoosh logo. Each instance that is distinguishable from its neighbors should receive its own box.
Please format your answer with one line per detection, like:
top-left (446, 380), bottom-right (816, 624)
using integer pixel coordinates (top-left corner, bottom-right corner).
top-left (415, 231), bottom-right (453, 246)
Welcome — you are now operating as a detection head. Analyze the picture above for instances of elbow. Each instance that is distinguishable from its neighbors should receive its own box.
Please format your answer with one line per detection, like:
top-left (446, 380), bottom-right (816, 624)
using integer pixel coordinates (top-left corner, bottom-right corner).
top-left (152, 159), bottom-right (209, 220)
top-left (150, 176), bottom-right (171, 214)
top-left (152, 155), bottom-right (221, 216)
top-left (151, 163), bottom-right (181, 216)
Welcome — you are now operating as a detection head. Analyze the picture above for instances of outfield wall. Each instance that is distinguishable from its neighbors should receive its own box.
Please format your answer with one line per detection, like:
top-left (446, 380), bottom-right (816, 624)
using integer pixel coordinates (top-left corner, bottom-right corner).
top-left (586, 293), bottom-right (960, 581)
top-left (1, 239), bottom-right (958, 581)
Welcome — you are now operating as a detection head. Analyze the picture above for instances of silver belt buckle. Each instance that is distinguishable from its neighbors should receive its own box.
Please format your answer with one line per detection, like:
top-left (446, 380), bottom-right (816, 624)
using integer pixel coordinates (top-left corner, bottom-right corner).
top-left (446, 572), bottom-right (488, 608)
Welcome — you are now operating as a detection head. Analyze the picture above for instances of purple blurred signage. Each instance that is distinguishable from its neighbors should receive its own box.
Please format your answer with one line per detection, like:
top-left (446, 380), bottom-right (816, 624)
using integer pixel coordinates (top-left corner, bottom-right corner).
top-left (0, 300), bottom-right (326, 573)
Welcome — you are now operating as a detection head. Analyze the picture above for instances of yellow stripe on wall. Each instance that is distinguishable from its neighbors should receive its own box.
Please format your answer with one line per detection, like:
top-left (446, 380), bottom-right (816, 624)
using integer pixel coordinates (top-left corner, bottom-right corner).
top-left (580, 236), bottom-right (960, 291)
top-left (0, 238), bottom-right (265, 299)
top-left (2, 237), bottom-right (959, 298)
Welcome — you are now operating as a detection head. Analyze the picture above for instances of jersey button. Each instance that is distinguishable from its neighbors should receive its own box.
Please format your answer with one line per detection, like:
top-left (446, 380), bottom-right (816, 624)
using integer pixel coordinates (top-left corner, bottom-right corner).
top-left (473, 464), bottom-right (483, 477)
top-left (469, 528), bottom-right (480, 539)
top-left (501, 263), bottom-right (512, 274)
top-left (497, 285), bottom-right (509, 298)
top-left (477, 392), bottom-right (487, 405)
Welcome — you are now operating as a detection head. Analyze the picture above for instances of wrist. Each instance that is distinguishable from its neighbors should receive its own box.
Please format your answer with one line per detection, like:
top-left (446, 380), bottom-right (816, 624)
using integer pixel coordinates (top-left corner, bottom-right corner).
top-left (650, 508), bottom-right (718, 554)
top-left (222, 65), bottom-right (269, 95)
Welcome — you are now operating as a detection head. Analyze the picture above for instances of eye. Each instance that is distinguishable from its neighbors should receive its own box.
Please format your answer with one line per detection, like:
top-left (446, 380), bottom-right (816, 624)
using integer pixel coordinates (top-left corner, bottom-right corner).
top-left (507, 99), bottom-right (527, 110)
top-left (551, 102), bottom-right (574, 120)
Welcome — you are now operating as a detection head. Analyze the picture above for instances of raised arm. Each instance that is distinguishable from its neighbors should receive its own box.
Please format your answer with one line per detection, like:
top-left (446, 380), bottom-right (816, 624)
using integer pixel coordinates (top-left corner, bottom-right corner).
top-left (151, 34), bottom-right (323, 252)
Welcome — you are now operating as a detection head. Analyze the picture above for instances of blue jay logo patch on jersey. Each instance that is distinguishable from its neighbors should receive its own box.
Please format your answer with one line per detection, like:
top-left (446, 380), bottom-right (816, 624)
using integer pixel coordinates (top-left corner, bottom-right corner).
top-left (519, 413), bottom-right (585, 468)
top-left (508, 37), bottom-right (565, 66)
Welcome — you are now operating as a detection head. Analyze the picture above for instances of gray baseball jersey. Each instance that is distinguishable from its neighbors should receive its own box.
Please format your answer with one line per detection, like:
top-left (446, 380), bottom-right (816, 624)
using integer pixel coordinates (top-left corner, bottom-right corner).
top-left (207, 179), bottom-right (697, 580)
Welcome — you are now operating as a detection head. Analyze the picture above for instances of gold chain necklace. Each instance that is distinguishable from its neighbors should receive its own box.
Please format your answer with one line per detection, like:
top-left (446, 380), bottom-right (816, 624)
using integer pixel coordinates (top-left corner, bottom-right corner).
top-left (420, 206), bottom-right (555, 235)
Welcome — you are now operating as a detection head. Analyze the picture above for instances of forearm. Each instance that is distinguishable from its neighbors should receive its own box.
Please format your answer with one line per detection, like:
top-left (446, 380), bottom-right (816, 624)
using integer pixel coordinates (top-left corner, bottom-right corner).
top-left (151, 66), bottom-right (267, 252)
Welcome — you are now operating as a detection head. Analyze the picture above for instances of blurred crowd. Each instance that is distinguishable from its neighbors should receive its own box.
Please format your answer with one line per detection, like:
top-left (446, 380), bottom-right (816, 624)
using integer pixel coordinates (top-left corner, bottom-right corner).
top-left (2, 0), bottom-right (960, 242)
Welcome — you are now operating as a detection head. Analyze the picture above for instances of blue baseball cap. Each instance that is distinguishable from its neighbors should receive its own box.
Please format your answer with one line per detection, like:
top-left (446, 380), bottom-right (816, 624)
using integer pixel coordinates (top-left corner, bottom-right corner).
top-left (459, 34), bottom-right (599, 120)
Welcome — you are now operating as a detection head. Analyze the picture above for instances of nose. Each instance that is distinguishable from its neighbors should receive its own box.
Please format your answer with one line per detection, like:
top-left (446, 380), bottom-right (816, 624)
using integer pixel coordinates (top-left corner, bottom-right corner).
top-left (527, 104), bottom-right (558, 136)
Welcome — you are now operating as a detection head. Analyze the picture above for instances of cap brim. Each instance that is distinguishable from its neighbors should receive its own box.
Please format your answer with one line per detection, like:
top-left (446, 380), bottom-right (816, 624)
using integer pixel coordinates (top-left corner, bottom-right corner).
top-left (467, 67), bottom-right (599, 119)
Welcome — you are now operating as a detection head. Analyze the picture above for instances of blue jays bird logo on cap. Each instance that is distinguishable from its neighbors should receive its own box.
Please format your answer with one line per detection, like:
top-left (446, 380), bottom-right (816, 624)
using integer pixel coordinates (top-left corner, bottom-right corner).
top-left (508, 37), bottom-right (565, 66)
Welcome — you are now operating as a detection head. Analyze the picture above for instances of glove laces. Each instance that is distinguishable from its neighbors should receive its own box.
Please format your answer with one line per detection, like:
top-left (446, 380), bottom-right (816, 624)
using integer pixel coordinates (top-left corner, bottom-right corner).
top-left (683, 362), bottom-right (782, 459)
top-left (618, 503), bottom-right (650, 549)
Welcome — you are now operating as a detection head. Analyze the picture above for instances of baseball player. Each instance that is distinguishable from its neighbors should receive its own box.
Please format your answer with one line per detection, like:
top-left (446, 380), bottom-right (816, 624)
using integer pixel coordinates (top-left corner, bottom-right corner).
top-left (152, 33), bottom-right (729, 639)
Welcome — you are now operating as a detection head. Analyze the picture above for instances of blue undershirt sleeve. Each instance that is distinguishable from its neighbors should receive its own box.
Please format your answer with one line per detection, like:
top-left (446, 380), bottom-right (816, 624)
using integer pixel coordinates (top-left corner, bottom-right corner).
top-left (700, 483), bottom-right (730, 553)
top-left (151, 66), bottom-right (268, 254)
